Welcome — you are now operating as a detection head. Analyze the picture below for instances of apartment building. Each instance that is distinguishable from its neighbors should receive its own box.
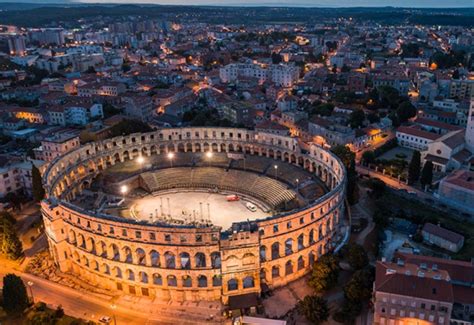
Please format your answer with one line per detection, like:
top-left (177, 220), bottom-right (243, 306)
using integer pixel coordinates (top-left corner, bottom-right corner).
top-left (34, 133), bottom-right (80, 162)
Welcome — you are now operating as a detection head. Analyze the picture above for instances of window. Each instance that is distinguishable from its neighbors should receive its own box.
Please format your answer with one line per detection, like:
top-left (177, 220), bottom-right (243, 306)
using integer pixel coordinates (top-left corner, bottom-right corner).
top-left (273, 225), bottom-right (279, 233)
top-left (165, 234), bottom-right (171, 242)
top-left (195, 235), bottom-right (202, 242)
top-left (122, 229), bottom-right (127, 237)
top-left (149, 232), bottom-right (156, 240)
top-left (135, 231), bottom-right (141, 239)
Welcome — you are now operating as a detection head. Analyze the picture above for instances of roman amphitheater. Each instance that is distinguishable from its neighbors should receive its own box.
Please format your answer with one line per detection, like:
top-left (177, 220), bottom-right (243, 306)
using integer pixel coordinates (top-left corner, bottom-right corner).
top-left (41, 127), bottom-right (348, 305)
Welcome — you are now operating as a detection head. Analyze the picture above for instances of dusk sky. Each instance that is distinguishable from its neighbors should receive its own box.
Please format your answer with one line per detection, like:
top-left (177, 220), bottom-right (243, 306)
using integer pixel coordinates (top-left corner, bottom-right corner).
top-left (72, 0), bottom-right (474, 7)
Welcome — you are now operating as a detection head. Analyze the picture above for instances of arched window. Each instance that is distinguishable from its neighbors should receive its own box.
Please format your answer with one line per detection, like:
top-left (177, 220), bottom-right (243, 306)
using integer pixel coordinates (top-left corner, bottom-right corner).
top-left (260, 269), bottom-right (267, 282)
top-left (285, 239), bottom-right (293, 256)
top-left (198, 275), bottom-right (208, 288)
top-left (285, 260), bottom-right (293, 275)
top-left (271, 242), bottom-right (280, 260)
top-left (165, 252), bottom-right (176, 269)
top-left (227, 278), bottom-right (238, 291)
top-left (114, 267), bottom-right (122, 278)
top-left (182, 276), bottom-right (192, 287)
top-left (136, 248), bottom-right (146, 265)
top-left (150, 250), bottom-right (160, 267)
top-left (260, 246), bottom-right (267, 262)
top-left (140, 272), bottom-right (148, 283)
top-left (211, 252), bottom-right (221, 268)
top-left (297, 234), bottom-right (304, 251)
top-left (103, 264), bottom-right (110, 275)
top-left (180, 252), bottom-right (191, 269)
top-left (212, 275), bottom-right (222, 287)
top-left (318, 224), bottom-right (323, 239)
top-left (127, 269), bottom-right (135, 281)
top-left (111, 244), bottom-right (120, 261)
top-left (272, 266), bottom-right (280, 278)
top-left (167, 275), bottom-right (177, 287)
top-left (309, 230), bottom-right (315, 244)
top-left (122, 246), bottom-right (132, 263)
top-left (298, 256), bottom-right (305, 270)
top-left (153, 274), bottom-right (162, 285)
top-left (195, 253), bottom-right (206, 268)
top-left (243, 276), bottom-right (255, 289)
top-left (309, 252), bottom-right (316, 266)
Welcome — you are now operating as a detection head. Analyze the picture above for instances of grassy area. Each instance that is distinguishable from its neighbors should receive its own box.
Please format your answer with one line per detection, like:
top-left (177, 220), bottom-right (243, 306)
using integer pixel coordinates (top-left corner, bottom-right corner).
top-left (374, 191), bottom-right (474, 261)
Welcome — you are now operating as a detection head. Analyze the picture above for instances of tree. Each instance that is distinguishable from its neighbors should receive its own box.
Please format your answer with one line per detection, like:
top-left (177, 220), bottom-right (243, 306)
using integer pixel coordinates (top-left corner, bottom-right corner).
top-left (346, 244), bottom-right (369, 270)
top-left (332, 145), bottom-right (359, 205)
top-left (344, 268), bottom-right (374, 303)
top-left (2, 274), bottom-right (29, 314)
top-left (361, 150), bottom-right (375, 166)
top-left (349, 109), bottom-right (365, 129)
top-left (0, 217), bottom-right (23, 259)
top-left (297, 295), bottom-right (329, 325)
top-left (309, 254), bottom-right (340, 293)
top-left (32, 163), bottom-right (45, 203)
top-left (408, 150), bottom-right (421, 185)
top-left (420, 161), bottom-right (433, 189)
top-left (397, 101), bottom-right (417, 123)
top-left (367, 178), bottom-right (386, 198)
top-left (108, 119), bottom-right (153, 138)
top-left (367, 112), bottom-right (380, 123)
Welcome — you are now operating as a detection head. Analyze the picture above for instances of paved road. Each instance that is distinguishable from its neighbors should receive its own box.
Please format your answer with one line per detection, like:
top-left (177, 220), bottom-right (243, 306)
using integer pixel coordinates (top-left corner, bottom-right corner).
top-left (0, 268), bottom-right (222, 325)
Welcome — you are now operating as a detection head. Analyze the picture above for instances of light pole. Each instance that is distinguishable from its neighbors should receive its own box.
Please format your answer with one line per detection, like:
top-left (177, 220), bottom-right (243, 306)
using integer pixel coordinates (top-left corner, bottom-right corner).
top-left (120, 185), bottom-right (128, 200)
top-left (274, 165), bottom-right (278, 179)
top-left (110, 304), bottom-right (117, 325)
top-left (296, 178), bottom-right (299, 191)
top-left (168, 152), bottom-right (174, 167)
top-left (206, 151), bottom-right (213, 167)
top-left (27, 281), bottom-right (34, 304)
top-left (136, 155), bottom-right (145, 172)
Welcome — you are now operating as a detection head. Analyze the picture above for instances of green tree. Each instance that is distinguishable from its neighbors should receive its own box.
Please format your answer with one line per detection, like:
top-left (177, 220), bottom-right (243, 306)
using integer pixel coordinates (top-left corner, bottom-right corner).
top-left (361, 150), bottom-right (375, 166)
top-left (408, 150), bottom-right (421, 185)
top-left (108, 119), bottom-right (153, 138)
top-left (367, 178), bottom-right (386, 198)
top-left (32, 163), bottom-right (45, 203)
top-left (0, 217), bottom-right (23, 260)
top-left (2, 274), bottom-right (29, 314)
top-left (309, 254), bottom-right (340, 293)
top-left (349, 109), bottom-right (365, 129)
top-left (346, 244), bottom-right (369, 270)
top-left (332, 145), bottom-right (359, 205)
top-left (397, 101), bottom-right (417, 123)
top-left (367, 112), bottom-right (380, 124)
top-left (297, 295), bottom-right (329, 325)
top-left (420, 161), bottom-right (433, 189)
top-left (344, 268), bottom-right (374, 303)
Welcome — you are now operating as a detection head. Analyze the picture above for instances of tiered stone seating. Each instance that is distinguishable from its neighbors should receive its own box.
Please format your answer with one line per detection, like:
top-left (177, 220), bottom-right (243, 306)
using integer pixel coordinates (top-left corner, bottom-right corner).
top-left (140, 167), bottom-right (297, 209)
top-left (230, 155), bottom-right (270, 173)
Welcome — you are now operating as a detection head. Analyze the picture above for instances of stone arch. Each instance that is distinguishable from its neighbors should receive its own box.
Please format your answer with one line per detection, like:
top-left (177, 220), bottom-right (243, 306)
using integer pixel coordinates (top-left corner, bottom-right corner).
top-left (182, 275), bottom-right (192, 287)
top-left (177, 143), bottom-right (185, 152)
top-left (165, 252), bottom-right (176, 269)
top-left (260, 268), bottom-right (268, 283)
top-left (285, 238), bottom-right (293, 256)
top-left (297, 256), bottom-right (305, 270)
top-left (309, 251), bottom-right (316, 266)
top-left (272, 265), bottom-right (280, 278)
top-left (271, 242), bottom-right (280, 260)
top-left (297, 234), bottom-right (305, 251)
top-left (68, 229), bottom-right (76, 245)
top-left (153, 273), bottom-right (162, 285)
top-left (259, 245), bottom-right (267, 262)
top-left (212, 275), bottom-right (222, 287)
top-left (122, 246), bottom-right (133, 263)
top-left (126, 269), bottom-right (135, 281)
top-left (139, 272), bottom-right (149, 284)
top-left (198, 275), bottom-right (208, 288)
top-left (113, 266), bottom-right (122, 278)
top-left (285, 260), bottom-right (294, 275)
top-left (179, 252), bottom-right (191, 269)
top-left (227, 278), bottom-right (238, 291)
top-left (309, 229), bottom-right (315, 244)
top-left (150, 250), bottom-right (160, 267)
top-left (77, 233), bottom-right (86, 249)
top-left (195, 252), bottom-right (206, 268)
top-left (210, 252), bottom-right (221, 268)
top-left (167, 275), bottom-right (177, 287)
top-left (136, 248), bottom-right (146, 265)
top-left (243, 276), bottom-right (255, 288)
top-left (110, 244), bottom-right (120, 261)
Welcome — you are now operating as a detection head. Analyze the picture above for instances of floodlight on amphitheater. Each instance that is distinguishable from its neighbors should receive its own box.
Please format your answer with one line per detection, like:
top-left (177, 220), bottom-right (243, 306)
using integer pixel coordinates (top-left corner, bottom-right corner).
top-left (206, 152), bottom-right (213, 158)
top-left (136, 156), bottom-right (145, 165)
top-left (167, 152), bottom-right (175, 159)
top-left (120, 185), bottom-right (128, 194)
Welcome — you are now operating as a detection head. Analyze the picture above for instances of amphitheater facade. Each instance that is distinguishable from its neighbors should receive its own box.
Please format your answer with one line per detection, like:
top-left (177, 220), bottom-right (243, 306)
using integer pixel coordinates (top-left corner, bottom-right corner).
top-left (41, 127), bottom-right (347, 304)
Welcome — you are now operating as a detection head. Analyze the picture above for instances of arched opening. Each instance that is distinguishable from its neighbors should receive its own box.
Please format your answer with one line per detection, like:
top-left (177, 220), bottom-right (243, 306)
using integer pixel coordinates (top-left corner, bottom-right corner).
top-left (180, 252), bottom-right (191, 269)
top-left (126, 269), bottom-right (135, 281)
top-left (195, 252), bottom-right (206, 268)
top-left (114, 266), bottom-right (122, 278)
top-left (285, 260), bottom-right (294, 275)
top-left (150, 250), bottom-right (160, 267)
top-left (227, 278), bottom-right (238, 291)
top-left (285, 239), bottom-right (293, 256)
top-left (211, 252), bottom-right (221, 268)
top-left (165, 252), bottom-right (176, 269)
top-left (140, 272), bottom-right (148, 283)
top-left (271, 242), bottom-right (280, 260)
top-left (272, 266), bottom-right (280, 279)
top-left (136, 248), bottom-right (146, 265)
top-left (182, 275), bottom-right (192, 287)
top-left (260, 246), bottom-right (267, 262)
top-left (153, 273), bottom-right (162, 285)
top-left (298, 256), bottom-right (305, 270)
top-left (243, 276), bottom-right (255, 288)
top-left (213, 275), bottom-right (222, 287)
top-left (167, 275), bottom-right (177, 287)
top-left (298, 234), bottom-right (304, 251)
top-left (122, 246), bottom-right (132, 263)
top-left (198, 275), bottom-right (207, 288)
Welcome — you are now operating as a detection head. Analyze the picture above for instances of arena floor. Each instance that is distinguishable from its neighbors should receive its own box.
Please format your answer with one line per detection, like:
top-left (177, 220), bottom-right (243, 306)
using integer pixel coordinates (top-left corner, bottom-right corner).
top-left (130, 191), bottom-right (269, 229)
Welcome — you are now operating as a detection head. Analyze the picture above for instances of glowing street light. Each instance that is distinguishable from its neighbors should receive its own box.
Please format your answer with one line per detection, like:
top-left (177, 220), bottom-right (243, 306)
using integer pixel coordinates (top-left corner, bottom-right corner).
top-left (206, 151), bottom-right (213, 158)
top-left (27, 281), bottom-right (34, 303)
top-left (120, 185), bottom-right (128, 200)
top-left (167, 152), bottom-right (175, 167)
top-left (136, 156), bottom-right (145, 165)
top-left (274, 165), bottom-right (278, 179)
top-left (296, 178), bottom-right (299, 190)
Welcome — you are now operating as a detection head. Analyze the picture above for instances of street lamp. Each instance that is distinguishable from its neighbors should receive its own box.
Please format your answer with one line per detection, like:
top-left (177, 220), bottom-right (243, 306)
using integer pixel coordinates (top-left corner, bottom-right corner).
top-left (296, 178), bottom-right (299, 190)
top-left (206, 151), bottom-right (213, 166)
top-left (110, 304), bottom-right (117, 325)
top-left (167, 152), bottom-right (174, 167)
top-left (27, 281), bottom-right (34, 304)
top-left (120, 185), bottom-right (128, 200)
top-left (136, 156), bottom-right (145, 172)
top-left (274, 165), bottom-right (278, 179)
